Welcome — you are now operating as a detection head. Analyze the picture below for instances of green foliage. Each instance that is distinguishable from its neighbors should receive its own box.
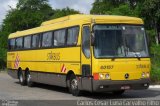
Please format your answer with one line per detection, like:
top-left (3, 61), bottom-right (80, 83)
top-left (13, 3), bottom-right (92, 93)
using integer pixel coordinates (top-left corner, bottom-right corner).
top-left (90, 0), bottom-right (113, 14)
top-left (146, 29), bottom-right (157, 46)
top-left (2, 0), bottom-right (53, 33)
top-left (108, 4), bottom-right (136, 16)
top-left (141, 0), bottom-right (160, 30)
top-left (150, 44), bottom-right (160, 83)
top-left (0, 47), bottom-right (7, 69)
top-left (50, 7), bottom-right (79, 19)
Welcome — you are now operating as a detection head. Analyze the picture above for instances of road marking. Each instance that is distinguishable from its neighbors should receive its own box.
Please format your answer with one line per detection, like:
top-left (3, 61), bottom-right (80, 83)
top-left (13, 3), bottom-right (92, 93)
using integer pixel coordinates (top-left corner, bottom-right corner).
top-left (149, 85), bottom-right (160, 88)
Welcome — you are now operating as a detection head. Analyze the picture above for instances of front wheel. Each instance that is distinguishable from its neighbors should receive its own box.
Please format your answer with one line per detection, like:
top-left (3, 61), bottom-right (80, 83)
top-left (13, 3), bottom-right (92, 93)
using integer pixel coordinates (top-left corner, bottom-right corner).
top-left (69, 74), bottom-right (81, 96)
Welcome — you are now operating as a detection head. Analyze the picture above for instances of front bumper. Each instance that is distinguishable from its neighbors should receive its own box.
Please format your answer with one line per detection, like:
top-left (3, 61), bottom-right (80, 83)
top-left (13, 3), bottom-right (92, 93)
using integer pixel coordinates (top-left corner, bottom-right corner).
top-left (92, 78), bottom-right (150, 92)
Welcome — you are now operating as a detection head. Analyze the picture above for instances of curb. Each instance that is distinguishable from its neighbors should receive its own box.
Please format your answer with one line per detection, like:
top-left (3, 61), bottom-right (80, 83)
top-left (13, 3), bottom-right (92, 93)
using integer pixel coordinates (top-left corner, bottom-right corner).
top-left (149, 85), bottom-right (160, 88)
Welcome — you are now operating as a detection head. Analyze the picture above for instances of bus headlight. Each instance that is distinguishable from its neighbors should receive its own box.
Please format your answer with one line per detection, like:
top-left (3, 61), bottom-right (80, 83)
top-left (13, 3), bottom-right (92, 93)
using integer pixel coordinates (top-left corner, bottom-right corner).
top-left (93, 73), bottom-right (110, 80)
top-left (99, 73), bottom-right (104, 79)
top-left (146, 72), bottom-right (150, 78)
top-left (142, 72), bottom-right (150, 78)
top-left (105, 73), bottom-right (110, 79)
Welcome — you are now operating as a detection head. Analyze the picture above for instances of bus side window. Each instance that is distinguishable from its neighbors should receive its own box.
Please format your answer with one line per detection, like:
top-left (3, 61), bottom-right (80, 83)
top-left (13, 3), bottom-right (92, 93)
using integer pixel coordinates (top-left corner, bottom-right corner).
top-left (24, 36), bottom-right (31, 49)
top-left (32, 34), bottom-right (39, 48)
top-left (15, 37), bottom-right (23, 50)
top-left (54, 29), bottom-right (66, 46)
top-left (82, 26), bottom-right (90, 58)
top-left (67, 26), bottom-right (79, 46)
top-left (42, 32), bottom-right (52, 47)
top-left (9, 39), bottom-right (15, 50)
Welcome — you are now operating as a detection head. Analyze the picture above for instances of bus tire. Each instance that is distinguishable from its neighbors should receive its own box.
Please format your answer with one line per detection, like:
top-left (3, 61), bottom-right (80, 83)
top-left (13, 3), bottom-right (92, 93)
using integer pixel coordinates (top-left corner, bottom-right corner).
top-left (18, 70), bottom-right (26, 86)
top-left (69, 74), bottom-right (81, 96)
top-left (112, 90), bottom-right (125, 95)
top-left (26, 71), bottom-right (34, 87)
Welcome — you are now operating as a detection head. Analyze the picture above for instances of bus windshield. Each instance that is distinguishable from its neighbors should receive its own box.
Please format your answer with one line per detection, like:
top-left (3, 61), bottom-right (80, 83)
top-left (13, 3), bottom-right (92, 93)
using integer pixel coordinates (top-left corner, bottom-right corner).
top-left (93, 25), bottom-right (149, 58)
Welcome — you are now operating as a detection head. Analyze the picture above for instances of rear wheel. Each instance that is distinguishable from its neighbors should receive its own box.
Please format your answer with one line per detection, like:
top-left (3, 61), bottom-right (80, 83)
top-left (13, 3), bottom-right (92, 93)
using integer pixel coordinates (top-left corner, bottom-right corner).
top-left (26, 71), bottom-right (34, 87)
top-left (69, 74), bottom-right (81, 96)
top-left (18, 70), bottom-right (26, 86)
top-left (112, 90), bottom-right (125, 95)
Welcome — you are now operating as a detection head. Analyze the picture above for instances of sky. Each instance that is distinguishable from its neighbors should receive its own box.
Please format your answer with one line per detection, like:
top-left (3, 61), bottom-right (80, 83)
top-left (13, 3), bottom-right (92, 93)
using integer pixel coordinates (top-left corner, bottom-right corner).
top-left (0, 0), bottom-right (94, 24)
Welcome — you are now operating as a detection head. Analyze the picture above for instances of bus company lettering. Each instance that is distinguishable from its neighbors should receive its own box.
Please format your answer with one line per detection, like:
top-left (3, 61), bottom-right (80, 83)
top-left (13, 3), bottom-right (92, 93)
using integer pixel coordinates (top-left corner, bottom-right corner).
top-left (8, 53), bottom-right (15, 58)
top-left (136, 64), bottom-right (150, 69)
top-left (47, 51), bottom-right (60, 60)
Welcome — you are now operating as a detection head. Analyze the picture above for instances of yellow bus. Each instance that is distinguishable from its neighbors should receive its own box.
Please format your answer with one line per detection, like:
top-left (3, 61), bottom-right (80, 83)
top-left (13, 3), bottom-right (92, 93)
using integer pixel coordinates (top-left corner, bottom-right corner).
top-left (7, 14), bottom-right (151, 96)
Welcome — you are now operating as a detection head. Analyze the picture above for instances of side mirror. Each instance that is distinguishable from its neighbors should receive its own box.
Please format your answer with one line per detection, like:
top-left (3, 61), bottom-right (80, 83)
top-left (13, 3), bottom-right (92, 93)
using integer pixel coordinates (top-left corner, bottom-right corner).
top-left (91, 32), bottom-right (95, 46)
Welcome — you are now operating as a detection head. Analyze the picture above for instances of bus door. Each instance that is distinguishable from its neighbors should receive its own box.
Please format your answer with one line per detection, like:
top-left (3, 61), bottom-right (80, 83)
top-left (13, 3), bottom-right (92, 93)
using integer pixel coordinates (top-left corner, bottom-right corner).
top-left (81, 25), bottom-right (92, 91)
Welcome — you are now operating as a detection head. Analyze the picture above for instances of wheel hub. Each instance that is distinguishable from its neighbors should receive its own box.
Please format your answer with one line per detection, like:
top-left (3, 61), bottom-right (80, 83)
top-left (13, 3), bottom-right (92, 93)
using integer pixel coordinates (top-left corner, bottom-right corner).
top-left (71, 79), bottom-right (78, 90)
top-left (27, 74), bottom-right (31, 83)
top-left (19, 74), bottom-right (23, 82)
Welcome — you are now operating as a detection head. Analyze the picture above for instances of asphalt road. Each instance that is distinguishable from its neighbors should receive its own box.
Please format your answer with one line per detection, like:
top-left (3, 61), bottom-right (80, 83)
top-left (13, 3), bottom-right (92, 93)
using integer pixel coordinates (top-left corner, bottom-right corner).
top-left (0, 72), bottom-right (160, 106)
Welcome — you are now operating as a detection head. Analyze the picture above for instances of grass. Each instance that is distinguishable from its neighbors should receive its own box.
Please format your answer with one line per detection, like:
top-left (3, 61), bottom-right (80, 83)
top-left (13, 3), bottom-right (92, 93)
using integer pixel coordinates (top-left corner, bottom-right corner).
top-left (150, 55), bottom-right (160, 84)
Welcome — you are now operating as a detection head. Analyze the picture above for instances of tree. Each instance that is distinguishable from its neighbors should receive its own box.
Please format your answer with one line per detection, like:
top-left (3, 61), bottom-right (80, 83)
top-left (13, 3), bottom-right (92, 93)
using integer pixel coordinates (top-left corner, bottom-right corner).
top-left (91, 0), bottom-right (137, 16)
top-left (50, 7), bottom-right (80, 19)
top-left (90, 0), bottom-right (115, 14)
top-left (2, 0), bottom-right (53, 33)
top-left (141, 0), bottom-right (160, 28)
top-left (141, 0), bottom-right (160, 42)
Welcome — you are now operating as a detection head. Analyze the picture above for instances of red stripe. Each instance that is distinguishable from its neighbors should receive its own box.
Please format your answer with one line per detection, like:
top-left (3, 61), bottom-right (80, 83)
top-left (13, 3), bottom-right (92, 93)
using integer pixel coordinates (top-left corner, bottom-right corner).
top-left (61, 64), bottom-right (64, 72)
top-left (14, 54), bottom-right (20, 68)
top-left (62, 67), bottom-right (66, 73)
top-left (63, 68), bottom-right (66, 73)
top-left (61, 64), bottom-right (67, 73)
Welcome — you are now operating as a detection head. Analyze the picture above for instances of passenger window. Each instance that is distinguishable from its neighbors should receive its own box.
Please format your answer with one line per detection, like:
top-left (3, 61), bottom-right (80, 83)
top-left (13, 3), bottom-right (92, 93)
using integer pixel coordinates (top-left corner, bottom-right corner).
top-left (9, 39), bottom-right (15, 50)
top-left (32, 35), bottom-right (39, 48)
top-left (82, 26), bottom-right (90, 58)
top-left (67, 27), bottom-right (79, 46)
top-left (42, 32), bottom-right (52, 47)
top-left (54, 29), bottom-right (66, 46)
top-left (24, 36), bottom-right (31, 49)
top-left (15, 37), bottom-right (23, 49)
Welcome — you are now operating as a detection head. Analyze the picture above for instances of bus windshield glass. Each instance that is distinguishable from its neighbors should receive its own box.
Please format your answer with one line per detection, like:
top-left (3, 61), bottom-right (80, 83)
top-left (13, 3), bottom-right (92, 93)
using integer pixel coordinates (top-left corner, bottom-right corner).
top-left (93, 25), bottom-right (149, 58)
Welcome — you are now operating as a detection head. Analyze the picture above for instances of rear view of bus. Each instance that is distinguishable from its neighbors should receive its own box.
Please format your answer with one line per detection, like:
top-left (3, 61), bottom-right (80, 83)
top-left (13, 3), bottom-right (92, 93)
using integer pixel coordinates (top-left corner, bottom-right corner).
top-left (86, 17), bottom-right (151, 95)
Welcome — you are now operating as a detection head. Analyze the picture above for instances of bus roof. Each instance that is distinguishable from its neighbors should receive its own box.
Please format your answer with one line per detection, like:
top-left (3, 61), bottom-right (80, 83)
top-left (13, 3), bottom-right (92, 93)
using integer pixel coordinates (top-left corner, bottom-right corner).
top-left (8, 14), bottom-right (144, 39)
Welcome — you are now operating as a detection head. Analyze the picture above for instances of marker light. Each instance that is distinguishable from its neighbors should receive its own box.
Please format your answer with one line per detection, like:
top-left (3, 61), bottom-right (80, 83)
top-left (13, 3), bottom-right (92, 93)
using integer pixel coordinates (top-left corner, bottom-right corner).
top-left (106, 74), bottom-right (110, 79)
top-left (93, 73), bottom-right (99, 80)
top-left (146, 72), bottom-right (150, 78)
top-left (142, 72), bottom-right (145, 78)
top-left (99, 73), bottom-right (104, 79)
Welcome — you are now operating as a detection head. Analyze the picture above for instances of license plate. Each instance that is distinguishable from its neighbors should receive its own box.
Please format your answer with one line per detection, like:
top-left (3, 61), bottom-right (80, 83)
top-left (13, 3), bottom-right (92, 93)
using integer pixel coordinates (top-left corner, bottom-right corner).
top-left (121, 85), bottom-right (130, 90)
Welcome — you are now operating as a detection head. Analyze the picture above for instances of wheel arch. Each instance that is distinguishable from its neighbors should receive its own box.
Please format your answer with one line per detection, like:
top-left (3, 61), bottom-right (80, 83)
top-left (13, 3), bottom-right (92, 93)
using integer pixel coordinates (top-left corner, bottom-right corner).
top-left (66, 70), bottom-right (75, 87)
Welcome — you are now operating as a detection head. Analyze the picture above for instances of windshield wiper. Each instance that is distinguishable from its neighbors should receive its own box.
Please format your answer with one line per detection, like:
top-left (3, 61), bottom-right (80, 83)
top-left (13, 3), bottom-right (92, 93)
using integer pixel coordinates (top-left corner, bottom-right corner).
top-left (127, 46), bottom-right (141, 60)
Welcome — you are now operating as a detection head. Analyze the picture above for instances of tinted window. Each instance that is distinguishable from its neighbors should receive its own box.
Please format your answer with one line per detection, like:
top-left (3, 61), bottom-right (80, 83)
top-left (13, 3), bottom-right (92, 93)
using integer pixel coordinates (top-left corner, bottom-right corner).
top-left (67, 27), bottom-right (79, 46)
top-left (42, 32), bottom-right (52, 47)
top-left (16, 37), bottom-right (23, 49)
top-left (54, 29), bottom-right (66, 46)
top-left (82, 26), bottom-right (90, 58)
top-left (9, 39), bottom-right (15, 50)
top-left (32, 35), bottom-right (39, 48)
top-left (24, 36), bottom-right (31, 49)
